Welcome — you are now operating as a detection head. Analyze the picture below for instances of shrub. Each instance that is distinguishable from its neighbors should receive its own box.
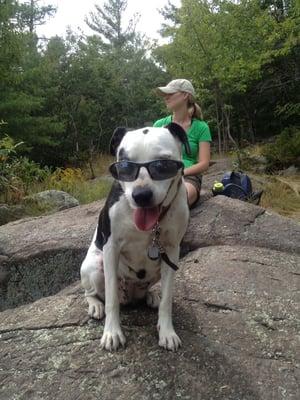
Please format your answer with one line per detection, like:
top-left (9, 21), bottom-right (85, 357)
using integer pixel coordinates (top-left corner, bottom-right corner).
top-left (0, 135), bottom-right (51, 203)
top-left (10, 157), bottom-right (51, 191)
top-left (48, 167), bottom-right (85, 193)
top-left (0, 134), bottom-right (112, 206)
top-left (46, 167), bottom-right (111, 204)
top-left (262, 127), bottom-right (300, 171)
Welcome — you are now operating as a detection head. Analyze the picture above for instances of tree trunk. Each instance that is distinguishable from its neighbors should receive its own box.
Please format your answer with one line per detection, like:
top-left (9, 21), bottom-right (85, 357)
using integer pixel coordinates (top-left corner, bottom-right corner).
top-left (70, 114), bottom-right (79, 154)
top-left (214, 95), bottom-right (222, 155)
top-left (29, 0), bottom-right (34, 33)
top-left (88, 141), bottom-right (96, 179)
top-left (96, 113), bottom-right (105, 153)
top-left (221, 107), bottom-right (228, 153)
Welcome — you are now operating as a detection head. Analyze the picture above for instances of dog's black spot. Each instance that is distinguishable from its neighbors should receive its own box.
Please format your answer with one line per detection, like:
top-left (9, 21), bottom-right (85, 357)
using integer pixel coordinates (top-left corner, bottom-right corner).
top-left (143, 129), bottom-right (149, 134)
top-left (136, 269), bottom-right (146, 279)
top-left (95, 181), bottom-right (124, 250)
top-left (118, 147), bottom-right (129, 161)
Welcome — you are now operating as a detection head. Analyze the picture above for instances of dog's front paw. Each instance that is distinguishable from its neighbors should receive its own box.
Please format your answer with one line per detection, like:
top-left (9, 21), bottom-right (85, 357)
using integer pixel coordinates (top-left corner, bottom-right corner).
top-left (158, 327), bottom-right (182, 351)
top-left (100, 327), bottom-right (126, 351)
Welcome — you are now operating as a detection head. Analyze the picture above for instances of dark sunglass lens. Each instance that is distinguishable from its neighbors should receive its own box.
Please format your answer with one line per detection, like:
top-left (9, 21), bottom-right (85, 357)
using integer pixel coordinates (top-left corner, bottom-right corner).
top-left (110, 161), bottom-right (138, 181)
top-left (149, 160), bottom-right (181, 180)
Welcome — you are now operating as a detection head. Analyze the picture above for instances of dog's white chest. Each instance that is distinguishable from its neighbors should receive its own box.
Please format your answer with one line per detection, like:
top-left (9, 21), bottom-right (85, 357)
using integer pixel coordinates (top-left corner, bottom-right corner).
top-left (118, 233), bottom-right (161, 283)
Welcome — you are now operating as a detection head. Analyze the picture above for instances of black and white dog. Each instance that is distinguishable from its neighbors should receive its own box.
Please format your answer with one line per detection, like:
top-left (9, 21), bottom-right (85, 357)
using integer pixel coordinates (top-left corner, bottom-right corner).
top-left (80, 123), bottom-right (190, 351)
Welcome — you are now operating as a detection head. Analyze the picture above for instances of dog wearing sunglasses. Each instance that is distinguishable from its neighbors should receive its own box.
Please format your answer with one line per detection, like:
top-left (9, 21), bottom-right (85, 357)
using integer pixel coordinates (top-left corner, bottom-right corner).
top-left (80, 122), bottom-right (190, 351)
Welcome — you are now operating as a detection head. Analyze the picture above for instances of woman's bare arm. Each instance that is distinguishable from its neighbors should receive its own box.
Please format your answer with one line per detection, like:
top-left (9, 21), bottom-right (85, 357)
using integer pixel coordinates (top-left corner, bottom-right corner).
top-left (183, 141), bottom-right (210, 176)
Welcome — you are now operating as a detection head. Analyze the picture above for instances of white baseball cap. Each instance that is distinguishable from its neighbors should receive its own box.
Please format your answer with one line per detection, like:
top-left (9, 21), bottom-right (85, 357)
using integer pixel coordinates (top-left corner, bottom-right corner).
top-left (156, 79), bottom-right (196, 99)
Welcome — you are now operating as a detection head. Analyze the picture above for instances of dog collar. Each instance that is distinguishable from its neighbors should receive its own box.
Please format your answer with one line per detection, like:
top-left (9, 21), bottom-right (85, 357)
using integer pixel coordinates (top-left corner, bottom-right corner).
top-left (158, 204), bottom-right (171, 222)
top-left (148, 223), bottom-right (178, 271)
top-left (147, 176), bottom-right (183, 271)
top-left (157, 175), bottom-right (182, 223)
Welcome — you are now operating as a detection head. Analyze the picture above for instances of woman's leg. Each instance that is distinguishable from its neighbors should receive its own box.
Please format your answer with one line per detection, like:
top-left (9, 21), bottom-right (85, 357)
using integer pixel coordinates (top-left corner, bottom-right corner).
top-left (184, 181), bottom-right (199, 207)
top-left (183, 175), bottom-right (202, 208)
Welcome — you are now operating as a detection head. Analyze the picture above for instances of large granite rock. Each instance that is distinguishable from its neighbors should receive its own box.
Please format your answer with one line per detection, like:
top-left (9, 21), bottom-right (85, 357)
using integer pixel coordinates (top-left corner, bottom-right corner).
top-left (0, 244), bottom-right (299, 400)
top-left (0, 159), bottom-right (299, 399)
top-left (0, 190), bottom-right (79, 226)
top-left (24, 189), bottom-right (79, 211)
top-left (0, 200), bottom-right (104, 310)
top-left (1, 194), bottom-right (299, 312)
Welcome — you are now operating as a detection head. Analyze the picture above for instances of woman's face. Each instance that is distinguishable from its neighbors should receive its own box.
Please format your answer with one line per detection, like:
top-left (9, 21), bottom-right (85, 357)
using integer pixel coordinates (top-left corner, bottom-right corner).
top-left (163, 91), bottom-right (189, 111)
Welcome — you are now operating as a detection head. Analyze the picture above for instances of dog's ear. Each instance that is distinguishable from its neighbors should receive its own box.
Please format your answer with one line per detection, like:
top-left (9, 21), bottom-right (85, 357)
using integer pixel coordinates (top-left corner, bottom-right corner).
top-left (165, 122), bottom-right (191, 155)
top-left (109, 127), bottom-right (127, 156)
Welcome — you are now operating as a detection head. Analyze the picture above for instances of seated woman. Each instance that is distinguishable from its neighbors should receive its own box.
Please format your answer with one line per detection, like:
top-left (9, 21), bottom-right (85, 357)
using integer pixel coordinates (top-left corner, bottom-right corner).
top-left (153, 79), bottom-right (212, 208)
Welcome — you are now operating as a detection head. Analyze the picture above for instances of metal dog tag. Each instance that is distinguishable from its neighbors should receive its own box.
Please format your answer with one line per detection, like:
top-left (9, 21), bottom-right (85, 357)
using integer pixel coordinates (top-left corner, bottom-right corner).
top-left (148, 244), bottom-right (160, 260)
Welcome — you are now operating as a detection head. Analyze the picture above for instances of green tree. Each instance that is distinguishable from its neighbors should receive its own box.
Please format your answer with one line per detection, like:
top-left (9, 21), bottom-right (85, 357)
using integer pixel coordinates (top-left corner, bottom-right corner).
top-left (40, 0), bottom-right (169, 164)
top-left (154, 0), bottom-right (300, 152)
top-left (0, 0), bottom-right (64, 164)
top-left (16, 0), bottom-right (56, 33)
top-left (48, 30), bottom-right (168, 165)
top-left (85, 0), bottom-right (139, 50)
top-left (0, 1), bottom-right (23, 94)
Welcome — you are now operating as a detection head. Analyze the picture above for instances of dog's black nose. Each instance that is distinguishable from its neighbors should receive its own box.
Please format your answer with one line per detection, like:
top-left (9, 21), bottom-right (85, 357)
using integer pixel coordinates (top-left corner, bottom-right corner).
top-left (132, 187), bottom-right (153, 207)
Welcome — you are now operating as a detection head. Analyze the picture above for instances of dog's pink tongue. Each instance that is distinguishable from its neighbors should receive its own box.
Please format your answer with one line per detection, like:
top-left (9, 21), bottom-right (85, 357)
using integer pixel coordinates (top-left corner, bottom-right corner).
top-left (133, 206), bottom-right (160, 231)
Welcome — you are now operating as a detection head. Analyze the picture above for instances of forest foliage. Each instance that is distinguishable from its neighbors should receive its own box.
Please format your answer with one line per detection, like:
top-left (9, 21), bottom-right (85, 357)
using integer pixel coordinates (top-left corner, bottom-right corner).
top-left (0, 0), bottom-right (299, 182)
top-left (1, 0), bottom-right (168, 168)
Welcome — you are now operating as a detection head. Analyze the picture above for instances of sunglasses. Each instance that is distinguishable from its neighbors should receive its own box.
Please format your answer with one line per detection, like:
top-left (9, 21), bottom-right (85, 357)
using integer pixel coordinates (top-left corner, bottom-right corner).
top-left (109, 159), bottom-right (184, 182)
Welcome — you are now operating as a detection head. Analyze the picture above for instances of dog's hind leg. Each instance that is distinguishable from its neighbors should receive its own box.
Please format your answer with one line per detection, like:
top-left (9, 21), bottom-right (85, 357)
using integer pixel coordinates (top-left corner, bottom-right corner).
top-left (86, 294), bottom-right (105, 320)
top-left (146, 282), bottom-right (161, 308)
top-left (80, 243), bottom-right (105, 320)
top-left (146, 291), bottom-right (161, 308)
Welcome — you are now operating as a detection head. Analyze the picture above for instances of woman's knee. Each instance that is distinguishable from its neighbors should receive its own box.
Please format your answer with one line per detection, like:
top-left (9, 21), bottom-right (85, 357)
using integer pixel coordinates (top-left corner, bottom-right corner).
top-left (184, 182), bottom-right (198, 206)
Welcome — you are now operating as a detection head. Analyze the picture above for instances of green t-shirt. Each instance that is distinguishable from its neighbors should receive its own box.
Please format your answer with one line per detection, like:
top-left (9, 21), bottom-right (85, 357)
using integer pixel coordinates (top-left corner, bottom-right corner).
top-left (153, 115), bottom-right (212, 168)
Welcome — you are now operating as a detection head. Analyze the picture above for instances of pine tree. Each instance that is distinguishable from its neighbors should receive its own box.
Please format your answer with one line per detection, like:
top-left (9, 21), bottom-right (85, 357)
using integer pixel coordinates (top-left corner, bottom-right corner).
top-left (16, 0), bottom-right (56, 33)
top-left (85, 0), bottom-right (139, 50)
top-left (0, 0), bottom-right (64, 164)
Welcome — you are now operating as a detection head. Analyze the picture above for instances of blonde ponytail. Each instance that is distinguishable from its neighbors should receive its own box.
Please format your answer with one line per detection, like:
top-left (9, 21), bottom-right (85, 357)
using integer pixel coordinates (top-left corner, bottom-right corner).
top-left (187, 95), bottom-right (203, 120)
top-left (193, 103), bottom-right (203, 119)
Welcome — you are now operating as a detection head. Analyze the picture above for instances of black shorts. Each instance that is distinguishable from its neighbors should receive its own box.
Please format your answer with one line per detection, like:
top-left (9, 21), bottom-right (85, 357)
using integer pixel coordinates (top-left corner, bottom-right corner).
top-left (184, 175), bottom-right (202, 206)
